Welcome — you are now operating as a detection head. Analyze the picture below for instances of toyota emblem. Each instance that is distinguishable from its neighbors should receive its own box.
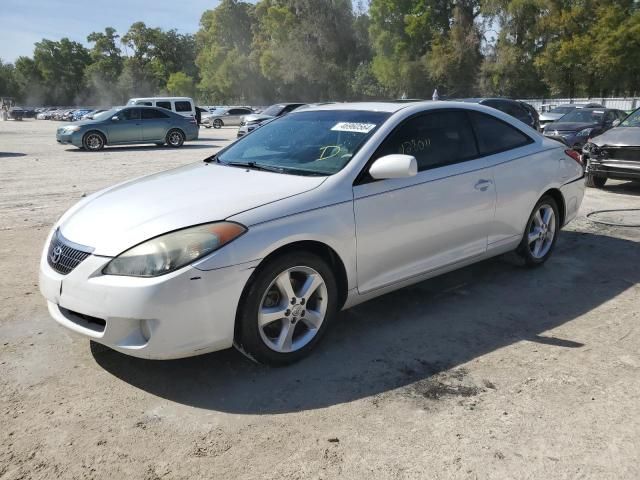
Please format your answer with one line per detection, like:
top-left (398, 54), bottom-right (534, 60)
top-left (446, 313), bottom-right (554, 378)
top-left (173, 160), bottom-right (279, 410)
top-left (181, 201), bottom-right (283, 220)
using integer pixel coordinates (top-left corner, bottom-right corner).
top-left (51, 245), bottom-right (63, 264)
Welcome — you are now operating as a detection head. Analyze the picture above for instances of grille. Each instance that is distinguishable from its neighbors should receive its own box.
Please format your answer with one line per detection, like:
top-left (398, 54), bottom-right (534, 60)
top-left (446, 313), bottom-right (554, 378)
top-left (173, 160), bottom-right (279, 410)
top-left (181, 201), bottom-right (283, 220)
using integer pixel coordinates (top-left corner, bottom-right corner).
top-left (47, 230), bottom-right (94, 275)
top-left (603, 148), bottom-right (640, 162)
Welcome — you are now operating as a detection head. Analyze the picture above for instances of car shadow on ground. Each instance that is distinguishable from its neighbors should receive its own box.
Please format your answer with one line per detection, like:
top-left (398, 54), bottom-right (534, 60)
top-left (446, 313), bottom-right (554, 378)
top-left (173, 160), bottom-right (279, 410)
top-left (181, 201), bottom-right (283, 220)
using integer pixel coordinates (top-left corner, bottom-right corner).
top-left (599, 181), bottom-right (640, 197)
top-left (93, 230), bottom-right (639, 414)
top-left (65, 144), bottom-right (217, 153)
top-left (0, 152), bottom-right (27, 158)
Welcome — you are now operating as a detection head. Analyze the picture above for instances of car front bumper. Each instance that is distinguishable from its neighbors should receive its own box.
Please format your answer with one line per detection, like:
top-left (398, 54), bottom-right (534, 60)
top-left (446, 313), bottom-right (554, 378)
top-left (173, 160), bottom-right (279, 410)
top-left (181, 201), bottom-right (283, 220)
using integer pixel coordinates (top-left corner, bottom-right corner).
top-left (39, 230), bottom-right (256, 359)
top-left (237, 124), bottom-right (259, 137)
top-left (56, 130), bottom-right (83, 147)
top-left (586, 158), bottom-right (640, 181)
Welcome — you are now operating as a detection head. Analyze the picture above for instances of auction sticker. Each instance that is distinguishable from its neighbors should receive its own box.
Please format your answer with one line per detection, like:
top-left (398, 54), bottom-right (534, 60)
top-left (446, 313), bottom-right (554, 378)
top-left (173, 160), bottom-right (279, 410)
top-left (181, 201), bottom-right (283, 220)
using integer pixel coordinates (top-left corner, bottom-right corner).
top-left (331, 122), bottom-right (376, 133)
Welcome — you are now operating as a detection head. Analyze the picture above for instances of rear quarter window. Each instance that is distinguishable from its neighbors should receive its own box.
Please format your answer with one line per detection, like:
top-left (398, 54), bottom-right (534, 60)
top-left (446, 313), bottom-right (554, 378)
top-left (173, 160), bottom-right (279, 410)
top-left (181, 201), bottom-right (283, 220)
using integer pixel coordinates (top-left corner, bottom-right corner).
top-left (175, 101), bottom-right (193, 113)
top-left (469, 111), bottom-right (533, 156)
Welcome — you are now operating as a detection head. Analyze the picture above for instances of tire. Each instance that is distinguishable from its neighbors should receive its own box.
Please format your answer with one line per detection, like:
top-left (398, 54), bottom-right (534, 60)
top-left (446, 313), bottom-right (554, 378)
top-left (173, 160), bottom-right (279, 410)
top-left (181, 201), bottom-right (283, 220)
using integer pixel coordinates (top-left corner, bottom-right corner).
top-left (213, 119), bottom-right (223, 129)
top-left (235, 251), bottom-right (338, 366)
top-left (166, 129), bottom-right (185, 148)
top-left (204, 125), bottom-right (212, 129)
top-left (82, 131), bottom-right (105, 151)
top-left (585, 173), bottom-right (607, 188)
top-left (517, 195), bottom-right (560, 267)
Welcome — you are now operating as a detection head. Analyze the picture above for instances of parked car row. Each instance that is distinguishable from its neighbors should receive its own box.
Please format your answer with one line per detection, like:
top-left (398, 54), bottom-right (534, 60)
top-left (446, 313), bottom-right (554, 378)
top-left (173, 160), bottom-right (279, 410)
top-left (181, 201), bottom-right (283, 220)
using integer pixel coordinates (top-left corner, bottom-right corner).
top-left (37, 107), bottom-right (108, 121)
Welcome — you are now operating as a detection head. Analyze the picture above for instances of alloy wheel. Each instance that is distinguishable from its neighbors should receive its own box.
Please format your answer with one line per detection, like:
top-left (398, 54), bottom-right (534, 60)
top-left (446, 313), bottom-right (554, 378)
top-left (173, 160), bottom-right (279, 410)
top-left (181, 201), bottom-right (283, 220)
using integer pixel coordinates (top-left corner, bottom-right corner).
top-left (86, 134), bottom-right (103, 150)
top-left (258, 266), bottom-right (328, 353)
top-left (528, 204), bottom-right (556, 259)
top-left (168, 131), bottom-right (183, 146)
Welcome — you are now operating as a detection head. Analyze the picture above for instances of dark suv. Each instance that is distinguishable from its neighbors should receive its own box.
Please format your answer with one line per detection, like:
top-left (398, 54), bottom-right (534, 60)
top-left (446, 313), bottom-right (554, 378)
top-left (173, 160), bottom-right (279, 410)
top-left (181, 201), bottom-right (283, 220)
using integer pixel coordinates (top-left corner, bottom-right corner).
top-left (460, 98), bottom-right (540, 130)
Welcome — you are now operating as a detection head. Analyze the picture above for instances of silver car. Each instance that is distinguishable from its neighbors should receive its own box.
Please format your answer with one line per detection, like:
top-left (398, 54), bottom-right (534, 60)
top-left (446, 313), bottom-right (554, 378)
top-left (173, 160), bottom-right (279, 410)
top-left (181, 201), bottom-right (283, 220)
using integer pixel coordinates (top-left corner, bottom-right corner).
top-left (39, 102), bottom-right (584, 365)
top-left (202, 107), bottom-right (253, 128)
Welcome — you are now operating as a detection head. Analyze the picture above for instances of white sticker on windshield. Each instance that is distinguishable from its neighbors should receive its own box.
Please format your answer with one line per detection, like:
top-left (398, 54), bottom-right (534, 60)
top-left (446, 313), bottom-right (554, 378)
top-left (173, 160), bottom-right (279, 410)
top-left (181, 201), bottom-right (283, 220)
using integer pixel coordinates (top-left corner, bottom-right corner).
top-left (331, 122), bottom-right (376, 133)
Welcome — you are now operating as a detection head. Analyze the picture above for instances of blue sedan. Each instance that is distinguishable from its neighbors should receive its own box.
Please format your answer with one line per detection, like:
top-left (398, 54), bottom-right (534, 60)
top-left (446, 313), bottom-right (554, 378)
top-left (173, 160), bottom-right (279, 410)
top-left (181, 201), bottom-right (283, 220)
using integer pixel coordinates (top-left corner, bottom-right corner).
top-left (56, 106), bottom-right (199, 151)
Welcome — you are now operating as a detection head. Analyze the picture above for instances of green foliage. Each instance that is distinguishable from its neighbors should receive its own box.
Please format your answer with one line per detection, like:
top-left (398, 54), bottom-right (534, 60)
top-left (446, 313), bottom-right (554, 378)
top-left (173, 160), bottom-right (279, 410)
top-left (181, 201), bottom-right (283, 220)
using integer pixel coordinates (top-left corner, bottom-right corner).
top-left (196, 0), bottom-right (260, 103)
top-left (166, 72), bottom-right (196, 97)
top-left (253, 0), bottom-right (358, 101)
top-left (4, 1), bottom-right (640, 105)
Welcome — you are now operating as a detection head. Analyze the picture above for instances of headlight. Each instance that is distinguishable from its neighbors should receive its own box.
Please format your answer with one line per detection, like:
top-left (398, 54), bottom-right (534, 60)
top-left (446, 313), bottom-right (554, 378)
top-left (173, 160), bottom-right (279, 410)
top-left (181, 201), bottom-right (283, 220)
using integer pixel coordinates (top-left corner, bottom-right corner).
top-left (103, 222), bottom-right (247, 277)
top-left (577, 128), bottom-right (593, 137)
top-left (65, 126), bottom-right (81, 132)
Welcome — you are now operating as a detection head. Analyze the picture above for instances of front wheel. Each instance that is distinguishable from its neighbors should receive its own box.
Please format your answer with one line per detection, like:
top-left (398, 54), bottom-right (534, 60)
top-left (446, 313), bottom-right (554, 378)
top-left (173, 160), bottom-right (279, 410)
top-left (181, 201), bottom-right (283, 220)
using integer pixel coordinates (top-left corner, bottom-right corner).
top-left (166, 129), bottom-right (185, 148)
top-left (585, 173), bottom-right (607, 188)
top-left (213, 119), bottom-right (223, 129)
top-left (517, 196), bottom-right (560, 267)
top-left (82, 131), bottom-right (105, 151)
top-left (235, 252), bottom-right (338, 365)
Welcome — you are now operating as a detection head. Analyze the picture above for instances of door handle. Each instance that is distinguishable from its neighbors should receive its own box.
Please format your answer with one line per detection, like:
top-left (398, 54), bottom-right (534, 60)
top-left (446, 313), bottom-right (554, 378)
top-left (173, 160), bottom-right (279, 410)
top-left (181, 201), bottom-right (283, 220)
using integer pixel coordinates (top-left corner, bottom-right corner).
top-left (474, 179), bottom-right (493, 191)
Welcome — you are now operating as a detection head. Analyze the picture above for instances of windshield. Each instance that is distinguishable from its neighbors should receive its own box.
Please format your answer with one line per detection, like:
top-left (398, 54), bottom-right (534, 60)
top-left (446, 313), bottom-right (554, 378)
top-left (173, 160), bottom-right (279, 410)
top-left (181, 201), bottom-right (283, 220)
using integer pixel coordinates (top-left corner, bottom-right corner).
top-left (620, 110), bottom-right (639, 127)
top-left (550, 106), bottom-right (574, 114)
top-left (209, 108), bottom-right (226, 116)
top-left (93, 109), bottom-right (119, 121)
top-left (559, 109), bottom-right (603, 124)
top-left (217, 110), bottom-right (391, 176)
top-left (260, 104), bottom-right (286, 117)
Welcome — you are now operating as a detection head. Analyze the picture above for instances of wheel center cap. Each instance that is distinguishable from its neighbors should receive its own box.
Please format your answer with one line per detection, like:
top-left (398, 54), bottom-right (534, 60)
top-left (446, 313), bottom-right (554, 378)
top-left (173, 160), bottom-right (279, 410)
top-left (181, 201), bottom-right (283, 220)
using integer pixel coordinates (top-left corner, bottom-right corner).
top-left (291, 305), bottom-right (303, 317)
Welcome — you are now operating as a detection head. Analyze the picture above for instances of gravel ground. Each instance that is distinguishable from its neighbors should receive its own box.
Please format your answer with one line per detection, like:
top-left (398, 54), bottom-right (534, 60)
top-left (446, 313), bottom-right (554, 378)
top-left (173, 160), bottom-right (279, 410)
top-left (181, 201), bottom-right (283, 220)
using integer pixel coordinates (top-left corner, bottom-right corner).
top-left (1, 119), bottom-right (639, 479)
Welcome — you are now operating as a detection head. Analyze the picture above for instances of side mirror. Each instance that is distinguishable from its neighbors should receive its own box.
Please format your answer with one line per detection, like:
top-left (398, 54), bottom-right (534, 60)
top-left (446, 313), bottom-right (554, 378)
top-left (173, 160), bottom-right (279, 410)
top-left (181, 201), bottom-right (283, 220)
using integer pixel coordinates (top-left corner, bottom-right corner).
top-left (612, 119), bottom-right (621, 127)
top-left (111, 115), bottom-right (120, 121)
top-left (369, 154), bottom-right (418, 180)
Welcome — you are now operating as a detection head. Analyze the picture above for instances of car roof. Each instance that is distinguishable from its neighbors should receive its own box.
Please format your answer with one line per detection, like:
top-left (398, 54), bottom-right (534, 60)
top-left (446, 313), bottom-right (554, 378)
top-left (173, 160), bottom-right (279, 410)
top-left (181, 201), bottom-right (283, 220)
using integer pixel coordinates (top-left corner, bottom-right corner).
top-left (459, 98), bottom-right (520, 104)
top-left (296, 102), bottom-right (419, 113)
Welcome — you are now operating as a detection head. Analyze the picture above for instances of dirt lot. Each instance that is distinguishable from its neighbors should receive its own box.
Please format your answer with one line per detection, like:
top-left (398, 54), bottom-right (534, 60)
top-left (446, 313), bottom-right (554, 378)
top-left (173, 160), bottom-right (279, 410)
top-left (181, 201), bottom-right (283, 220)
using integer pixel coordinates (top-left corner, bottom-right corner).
top-left (1, 119), bottom-right (639, 479)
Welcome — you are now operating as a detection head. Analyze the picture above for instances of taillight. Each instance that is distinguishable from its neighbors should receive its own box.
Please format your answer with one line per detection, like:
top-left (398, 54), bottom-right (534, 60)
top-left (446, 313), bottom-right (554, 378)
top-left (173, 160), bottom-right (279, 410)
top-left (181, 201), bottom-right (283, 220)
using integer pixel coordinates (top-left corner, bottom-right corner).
top-left (564, 149), bottom-right (583, 165)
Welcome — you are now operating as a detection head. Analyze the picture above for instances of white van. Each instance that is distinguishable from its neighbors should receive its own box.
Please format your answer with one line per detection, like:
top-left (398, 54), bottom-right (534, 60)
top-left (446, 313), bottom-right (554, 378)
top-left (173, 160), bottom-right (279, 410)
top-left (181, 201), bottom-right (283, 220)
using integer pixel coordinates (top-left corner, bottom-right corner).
top-left (127, 97), bottom-right (196, 118)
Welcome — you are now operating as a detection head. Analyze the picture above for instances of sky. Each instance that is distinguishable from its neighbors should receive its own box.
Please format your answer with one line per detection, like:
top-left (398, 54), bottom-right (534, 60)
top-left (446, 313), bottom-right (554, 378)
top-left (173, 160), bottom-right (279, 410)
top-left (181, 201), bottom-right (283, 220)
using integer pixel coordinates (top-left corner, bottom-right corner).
top-left (0, 0), bottom-right (220, 62)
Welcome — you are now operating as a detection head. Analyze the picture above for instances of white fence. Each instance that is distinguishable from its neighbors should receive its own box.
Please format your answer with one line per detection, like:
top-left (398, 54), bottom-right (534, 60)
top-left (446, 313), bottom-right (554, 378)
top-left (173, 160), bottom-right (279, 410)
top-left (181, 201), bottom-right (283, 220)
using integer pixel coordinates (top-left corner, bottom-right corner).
top-left (520, 97), bottom-right (640, 111)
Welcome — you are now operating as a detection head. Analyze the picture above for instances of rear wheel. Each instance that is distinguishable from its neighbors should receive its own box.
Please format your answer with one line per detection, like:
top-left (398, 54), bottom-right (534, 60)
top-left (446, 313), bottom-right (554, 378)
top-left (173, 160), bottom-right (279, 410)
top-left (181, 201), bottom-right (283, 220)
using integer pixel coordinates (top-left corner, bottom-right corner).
top-left (166, 129), bottom-right (185, 148)
top-left (82, 131), bottom-right (105, 151)
top-left (517, 196), bottom-right (560, 267)
top-left (235, 252), bottom-right (338, 365)
top-left (585, 173), bottom-right (607, 188)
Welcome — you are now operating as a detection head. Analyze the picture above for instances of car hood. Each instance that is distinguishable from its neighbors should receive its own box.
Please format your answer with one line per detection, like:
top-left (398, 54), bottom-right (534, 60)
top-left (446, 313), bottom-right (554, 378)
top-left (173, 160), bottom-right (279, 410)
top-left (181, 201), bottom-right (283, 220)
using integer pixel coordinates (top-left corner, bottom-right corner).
top-left (539, 113), bottom-right (564, 122)
top-left (544, 122), bottom-right (597, 133)
top-left (243, 114), bottom-right (274, 123)
top-left (590, 127), bottom-right (640, 146)
top-left (59, 162), bottom-right (326, 256)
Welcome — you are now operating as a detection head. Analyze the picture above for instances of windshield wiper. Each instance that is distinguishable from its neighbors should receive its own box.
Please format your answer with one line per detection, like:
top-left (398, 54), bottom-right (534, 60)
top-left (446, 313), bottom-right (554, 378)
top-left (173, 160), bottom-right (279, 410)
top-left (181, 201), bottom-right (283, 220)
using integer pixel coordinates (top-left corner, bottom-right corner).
top-left (224, 161), bottom-right (287, 174)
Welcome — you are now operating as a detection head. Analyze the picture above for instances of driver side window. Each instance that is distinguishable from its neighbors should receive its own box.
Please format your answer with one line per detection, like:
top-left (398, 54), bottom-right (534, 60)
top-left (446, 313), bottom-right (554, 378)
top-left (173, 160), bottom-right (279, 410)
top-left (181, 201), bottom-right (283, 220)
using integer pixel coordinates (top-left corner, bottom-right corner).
top-left (375, 111), bottom-right (478, 172)
top-left (121, 108), bottom-right (140, 121)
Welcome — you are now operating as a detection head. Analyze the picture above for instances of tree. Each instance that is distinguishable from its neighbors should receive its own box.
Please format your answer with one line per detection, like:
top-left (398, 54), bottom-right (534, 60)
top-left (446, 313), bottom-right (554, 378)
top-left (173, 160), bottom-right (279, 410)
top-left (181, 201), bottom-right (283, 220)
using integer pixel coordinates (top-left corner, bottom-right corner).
top-left (32, 38), bottom-right (90, 104)
top-left (0, 59), bottom-right (21, 99)
top-left (85, 27), bottom-right (124, 104)
top-left (479, 0), bottom-right (548, 97)
top-left (425, 1), bottom-right (482, 97)
top-left (254, 0), bottom-right (358, 101)
top-left (166, 72), bottom-right (196, 97)
top-left (196, 0), bottom-right (263, 103)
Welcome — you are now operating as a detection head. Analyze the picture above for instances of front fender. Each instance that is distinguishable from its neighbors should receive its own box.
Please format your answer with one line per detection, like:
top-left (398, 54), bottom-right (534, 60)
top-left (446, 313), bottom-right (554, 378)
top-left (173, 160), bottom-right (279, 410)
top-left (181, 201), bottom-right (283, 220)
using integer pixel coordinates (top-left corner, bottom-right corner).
top-left (193, 201), bottom-right (357, 291)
